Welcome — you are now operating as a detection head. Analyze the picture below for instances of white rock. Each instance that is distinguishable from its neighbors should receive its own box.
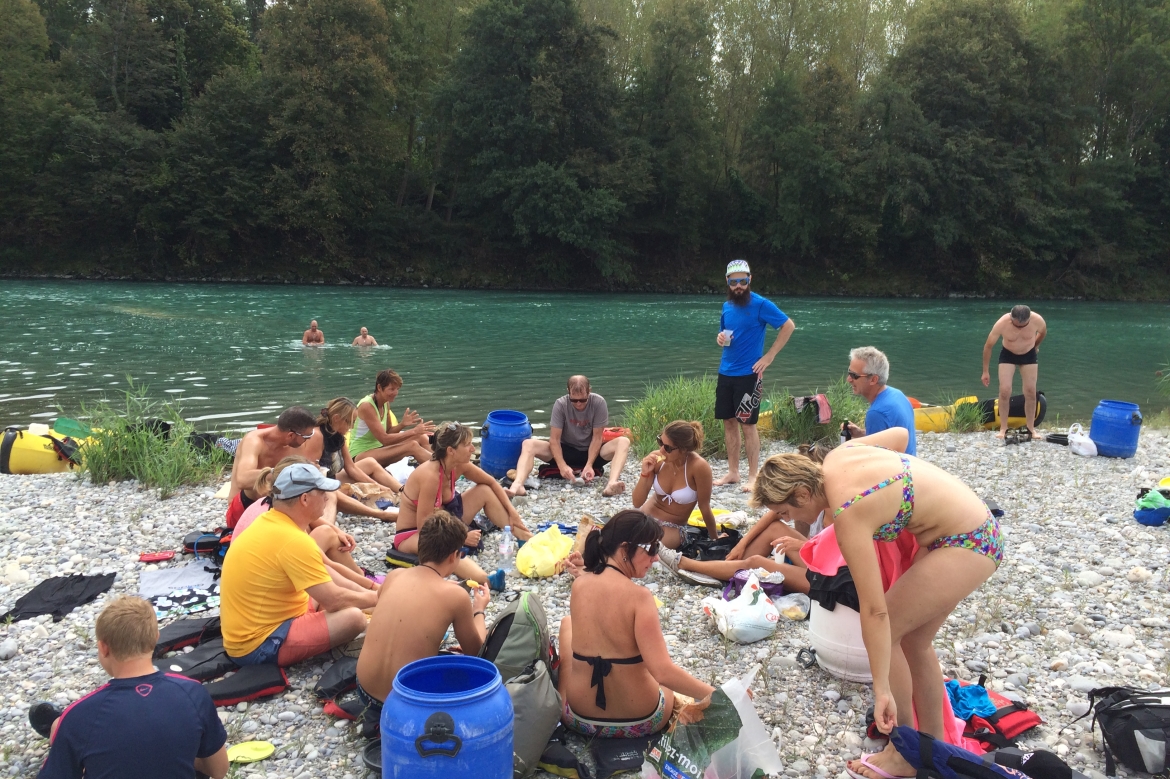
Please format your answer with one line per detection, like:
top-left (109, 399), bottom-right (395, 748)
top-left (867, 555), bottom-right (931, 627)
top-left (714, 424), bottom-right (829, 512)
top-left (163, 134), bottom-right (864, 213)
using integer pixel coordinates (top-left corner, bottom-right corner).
top-left (0, 639), bottom-right (17, 660)
top-left (1127, 566), bottom-right (1153, 583)
top-left (1101, 630), bottom-right (1135, 648)
top-left (1067, 700), bottom-right (1091, 717)
top-left (1077, 571), bottom-right (1105, 588)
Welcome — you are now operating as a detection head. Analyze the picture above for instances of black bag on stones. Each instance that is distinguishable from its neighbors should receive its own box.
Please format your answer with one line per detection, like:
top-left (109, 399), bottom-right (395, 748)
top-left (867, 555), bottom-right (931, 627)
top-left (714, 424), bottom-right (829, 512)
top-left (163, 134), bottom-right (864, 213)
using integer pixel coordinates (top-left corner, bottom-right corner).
top-left (1075, 686), bottom-right (1170, 775)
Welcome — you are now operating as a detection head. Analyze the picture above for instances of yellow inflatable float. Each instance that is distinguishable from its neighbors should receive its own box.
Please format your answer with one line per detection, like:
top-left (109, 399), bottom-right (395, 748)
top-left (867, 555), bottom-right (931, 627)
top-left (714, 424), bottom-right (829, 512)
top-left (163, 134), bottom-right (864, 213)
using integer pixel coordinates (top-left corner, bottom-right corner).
top-left (913, 397), bottom-right (979, 433)
top-left (1, 427), bottom-right (82, 474)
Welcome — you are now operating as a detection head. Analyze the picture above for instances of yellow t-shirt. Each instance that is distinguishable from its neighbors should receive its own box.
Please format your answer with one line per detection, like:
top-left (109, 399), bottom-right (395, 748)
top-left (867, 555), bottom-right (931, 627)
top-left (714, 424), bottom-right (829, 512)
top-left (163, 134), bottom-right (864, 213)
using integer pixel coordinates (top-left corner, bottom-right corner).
top-left (219, 509), bottom-right (332, 657)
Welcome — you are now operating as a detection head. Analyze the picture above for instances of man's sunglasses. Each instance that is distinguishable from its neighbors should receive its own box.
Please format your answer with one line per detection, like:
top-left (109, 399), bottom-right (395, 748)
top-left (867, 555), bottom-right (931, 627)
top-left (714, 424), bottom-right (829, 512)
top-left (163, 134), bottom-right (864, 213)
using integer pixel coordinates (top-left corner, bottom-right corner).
top-left (846, 371), bottom-right (874, 381)
top-left (293, 431), bottom-right (314, 440)
top-left (656, 436), bottom-right (678, 453)
top-left (569, 397), bottom-right (590, 405)
top-left (727, 277), bottom-right (751, 287)
top-left (636, 541), bottom-right (660, 557)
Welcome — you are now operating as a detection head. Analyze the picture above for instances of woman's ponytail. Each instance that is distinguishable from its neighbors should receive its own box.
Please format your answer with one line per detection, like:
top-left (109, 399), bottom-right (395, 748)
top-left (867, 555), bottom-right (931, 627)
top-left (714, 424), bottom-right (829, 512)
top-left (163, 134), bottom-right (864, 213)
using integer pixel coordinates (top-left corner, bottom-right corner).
top-left (580, 510), bottom-right (663, 576)
top-left (583, 529), bottom-right (606, 575)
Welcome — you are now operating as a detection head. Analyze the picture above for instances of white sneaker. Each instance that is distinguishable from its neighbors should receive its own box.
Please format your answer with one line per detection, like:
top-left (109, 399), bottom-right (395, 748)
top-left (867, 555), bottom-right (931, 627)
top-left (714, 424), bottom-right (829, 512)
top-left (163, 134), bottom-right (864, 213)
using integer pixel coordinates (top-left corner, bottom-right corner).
top-left (658, 548), bottom-right (722, 588)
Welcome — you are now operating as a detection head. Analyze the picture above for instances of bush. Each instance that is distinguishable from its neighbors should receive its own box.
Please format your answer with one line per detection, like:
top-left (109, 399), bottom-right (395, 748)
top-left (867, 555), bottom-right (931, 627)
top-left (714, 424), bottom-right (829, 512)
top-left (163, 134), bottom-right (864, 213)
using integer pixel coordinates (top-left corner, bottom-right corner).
top-left (943, 394), bottom-right (985, 433)
top-left (622, 375), bottom-right (724, 458)
top-left (766, 378), bottom-right (868, 446)
top-left (73, 381), bottom-right (230, 498)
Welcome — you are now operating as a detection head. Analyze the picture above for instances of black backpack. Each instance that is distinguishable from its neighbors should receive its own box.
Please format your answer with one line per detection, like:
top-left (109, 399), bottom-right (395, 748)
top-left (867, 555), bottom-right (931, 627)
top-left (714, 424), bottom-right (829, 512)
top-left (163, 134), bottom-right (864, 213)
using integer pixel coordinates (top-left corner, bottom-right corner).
top-left (1073, 686), bottom-right (1170, 775)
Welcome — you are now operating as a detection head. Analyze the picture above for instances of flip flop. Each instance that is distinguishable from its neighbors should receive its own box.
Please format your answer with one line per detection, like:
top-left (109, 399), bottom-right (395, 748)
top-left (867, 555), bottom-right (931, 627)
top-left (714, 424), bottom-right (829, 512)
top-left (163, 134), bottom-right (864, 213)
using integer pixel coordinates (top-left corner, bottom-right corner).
top-left (844, 753), bottom-right (914, 779)
top-left (227, 741), bottom-right (276, 763)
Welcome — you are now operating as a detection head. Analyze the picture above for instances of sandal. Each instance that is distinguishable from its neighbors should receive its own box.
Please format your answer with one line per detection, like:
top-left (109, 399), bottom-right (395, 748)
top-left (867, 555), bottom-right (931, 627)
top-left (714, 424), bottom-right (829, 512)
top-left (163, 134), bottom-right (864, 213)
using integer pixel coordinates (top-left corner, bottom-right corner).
top-left (845, 753), bottom-right (914, 779)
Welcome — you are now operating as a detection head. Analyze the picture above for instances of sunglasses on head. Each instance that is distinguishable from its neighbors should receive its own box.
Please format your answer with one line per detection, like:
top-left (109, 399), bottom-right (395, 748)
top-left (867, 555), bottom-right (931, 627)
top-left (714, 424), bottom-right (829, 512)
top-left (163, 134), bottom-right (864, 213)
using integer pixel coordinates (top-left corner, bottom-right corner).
top-left (635, 541), bottom-right (660, 557)
top-left (656, 436), bottom-right (678, 453)
top-left (846, 370), bottom-right (873, 381)
top-left (727, 277), bottom-right (751, 287)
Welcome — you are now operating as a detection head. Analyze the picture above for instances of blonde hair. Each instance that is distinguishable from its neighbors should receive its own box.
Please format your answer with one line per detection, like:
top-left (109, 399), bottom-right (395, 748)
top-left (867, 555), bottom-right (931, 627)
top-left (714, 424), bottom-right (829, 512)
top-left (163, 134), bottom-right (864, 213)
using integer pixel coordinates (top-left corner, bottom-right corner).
top-left (255, 455), bottom-right (314, 498)
top-left (750, 453), bottom-right (825, 509)
top-left (663, 420), bottom-right (704, 453)
top-left (317, 397), bottom-right (358, 430)
top-left (95, 597), bottom-right (158, 659)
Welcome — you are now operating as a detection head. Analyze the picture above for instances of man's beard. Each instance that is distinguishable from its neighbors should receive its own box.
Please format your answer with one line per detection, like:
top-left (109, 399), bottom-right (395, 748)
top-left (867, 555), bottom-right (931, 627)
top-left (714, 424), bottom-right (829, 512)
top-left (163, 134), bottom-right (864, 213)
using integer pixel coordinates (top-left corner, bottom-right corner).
top-left (727, 285), bottom-right (751, 306)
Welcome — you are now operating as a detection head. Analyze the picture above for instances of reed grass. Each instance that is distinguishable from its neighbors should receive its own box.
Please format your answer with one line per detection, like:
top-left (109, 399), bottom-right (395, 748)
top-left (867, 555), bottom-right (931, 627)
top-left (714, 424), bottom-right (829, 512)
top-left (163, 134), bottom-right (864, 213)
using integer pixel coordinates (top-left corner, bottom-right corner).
top-left (766, 378), bottom-right (868, 446)
top-left (73, 381), bottom-right (230, 498)
top-left (938, 392), bottom-right (985, 433)
top-left (622, 375), bottom-right (724, 457)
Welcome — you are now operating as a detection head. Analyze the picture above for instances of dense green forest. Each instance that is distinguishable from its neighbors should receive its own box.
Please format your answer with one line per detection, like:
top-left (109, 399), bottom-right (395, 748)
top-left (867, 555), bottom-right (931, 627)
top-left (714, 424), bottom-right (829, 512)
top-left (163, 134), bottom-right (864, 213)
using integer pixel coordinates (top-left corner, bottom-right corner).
top-left (0, 0), bottom-right (1167, 295)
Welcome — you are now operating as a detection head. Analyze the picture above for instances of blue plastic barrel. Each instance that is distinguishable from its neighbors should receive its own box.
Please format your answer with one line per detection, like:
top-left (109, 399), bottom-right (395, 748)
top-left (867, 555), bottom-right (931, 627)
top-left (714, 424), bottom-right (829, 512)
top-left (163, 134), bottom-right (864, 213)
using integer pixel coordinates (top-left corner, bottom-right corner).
top-left (479, 410), bottom-right (532, 479)
top-left (1089, 400), bottom-right (1143, 458)
top-left (381, 655), bottom-right (513, 779)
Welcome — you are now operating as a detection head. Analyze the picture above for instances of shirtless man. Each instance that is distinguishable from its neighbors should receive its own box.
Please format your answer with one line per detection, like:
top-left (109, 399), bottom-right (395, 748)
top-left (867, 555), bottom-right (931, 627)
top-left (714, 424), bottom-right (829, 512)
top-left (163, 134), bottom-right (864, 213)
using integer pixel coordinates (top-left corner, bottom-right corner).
top-left (302, 320), bottom-right (324, 345)
top-left (981, 304), bottom-right (1047, 438)
top-left (355, 512), bottom-right (490, 718)
top-left (351, 327), bottom-right (377, 347)
top-left (226, 407), bottom-right (317, 527)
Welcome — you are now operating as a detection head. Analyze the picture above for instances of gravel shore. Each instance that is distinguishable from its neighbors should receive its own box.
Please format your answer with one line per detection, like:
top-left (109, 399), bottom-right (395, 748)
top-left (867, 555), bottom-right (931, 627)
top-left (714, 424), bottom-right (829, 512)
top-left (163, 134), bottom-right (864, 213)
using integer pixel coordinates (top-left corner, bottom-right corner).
top-left (1, 429), bottom-right (1168, 778)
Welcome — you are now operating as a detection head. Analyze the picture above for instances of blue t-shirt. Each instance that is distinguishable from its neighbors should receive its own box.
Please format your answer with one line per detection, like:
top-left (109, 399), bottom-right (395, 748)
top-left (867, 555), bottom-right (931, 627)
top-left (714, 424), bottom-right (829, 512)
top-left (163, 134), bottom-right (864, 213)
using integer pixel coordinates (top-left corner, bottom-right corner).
top-left (39, 671), bottom-right (226, 779)
top-left (865, 386), bottom-right (917, 456)
top-left (719, 293), bottom-right (790, 377)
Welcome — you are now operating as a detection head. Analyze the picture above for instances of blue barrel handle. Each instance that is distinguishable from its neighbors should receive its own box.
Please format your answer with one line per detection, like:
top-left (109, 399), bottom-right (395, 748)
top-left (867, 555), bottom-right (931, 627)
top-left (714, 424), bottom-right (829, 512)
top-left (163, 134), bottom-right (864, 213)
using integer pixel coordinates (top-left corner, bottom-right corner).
top-left (480, 423), bottom-right (489, 439)
top-left (1133, 411), bottom-right (1143, 425)
top-left (415, 712), bottom-right (462, 758)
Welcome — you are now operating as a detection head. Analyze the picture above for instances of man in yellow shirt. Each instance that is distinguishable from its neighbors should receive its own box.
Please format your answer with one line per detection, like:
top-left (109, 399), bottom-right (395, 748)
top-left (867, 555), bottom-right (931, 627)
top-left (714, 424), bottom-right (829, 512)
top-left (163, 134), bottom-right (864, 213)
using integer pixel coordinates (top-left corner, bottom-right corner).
top-left (220, 463), bottom-right (379, 666)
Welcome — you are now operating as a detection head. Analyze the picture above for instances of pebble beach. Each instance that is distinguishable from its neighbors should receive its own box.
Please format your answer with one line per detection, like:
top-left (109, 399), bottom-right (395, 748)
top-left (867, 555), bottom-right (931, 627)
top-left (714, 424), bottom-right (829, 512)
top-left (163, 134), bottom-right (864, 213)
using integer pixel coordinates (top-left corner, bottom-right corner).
top-left (1, 429), bottom-right (1169, 778)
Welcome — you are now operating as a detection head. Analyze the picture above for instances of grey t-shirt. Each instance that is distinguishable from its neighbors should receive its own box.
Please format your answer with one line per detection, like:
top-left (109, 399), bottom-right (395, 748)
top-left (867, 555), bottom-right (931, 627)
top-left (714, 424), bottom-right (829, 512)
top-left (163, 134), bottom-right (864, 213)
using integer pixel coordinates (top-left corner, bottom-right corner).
top-left (550, 393), bottom-right (608, 450)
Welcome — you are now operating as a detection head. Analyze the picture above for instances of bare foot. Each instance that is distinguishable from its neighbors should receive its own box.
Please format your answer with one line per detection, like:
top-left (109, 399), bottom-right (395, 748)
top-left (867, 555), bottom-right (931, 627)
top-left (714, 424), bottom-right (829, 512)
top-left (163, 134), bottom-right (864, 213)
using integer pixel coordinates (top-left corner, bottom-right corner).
top-left (602, 481), bottom-right (626, 497)
top-left (847, 744), bottom-right (914, 779)
top-left (995, 430), bottom-right (1007, 439)
top-left (713, 473), bottom-right (740, 487)
top-left (1027, 428), bottom-right (1038, 439)
top-left (740, 480), bottom-right (754, 494)
top-left (506, 482), bottom-right (526, 498)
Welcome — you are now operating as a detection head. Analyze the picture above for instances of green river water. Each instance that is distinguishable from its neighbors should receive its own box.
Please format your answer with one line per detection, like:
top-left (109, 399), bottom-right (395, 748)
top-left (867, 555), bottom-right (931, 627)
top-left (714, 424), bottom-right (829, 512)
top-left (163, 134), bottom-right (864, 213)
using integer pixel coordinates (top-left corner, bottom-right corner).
top-left (1, 280), bottom-right (1166, 432)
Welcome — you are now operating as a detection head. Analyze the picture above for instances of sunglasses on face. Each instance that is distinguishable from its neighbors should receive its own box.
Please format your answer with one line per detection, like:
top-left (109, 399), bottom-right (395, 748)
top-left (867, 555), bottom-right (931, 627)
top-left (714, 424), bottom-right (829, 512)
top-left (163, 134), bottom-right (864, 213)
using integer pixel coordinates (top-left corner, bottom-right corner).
top-left (569, 397), bottom-right (590, 405)
top-left (636, 541), bottom-right (660, 557)
top-left (293, 431), bottom-right (314, 440)
top-left (727, 277), bottom-right (751, 287)
top-left (846, 371), bottom-right (873, 381)
top-left (656, 436), bottom-right (678, 453)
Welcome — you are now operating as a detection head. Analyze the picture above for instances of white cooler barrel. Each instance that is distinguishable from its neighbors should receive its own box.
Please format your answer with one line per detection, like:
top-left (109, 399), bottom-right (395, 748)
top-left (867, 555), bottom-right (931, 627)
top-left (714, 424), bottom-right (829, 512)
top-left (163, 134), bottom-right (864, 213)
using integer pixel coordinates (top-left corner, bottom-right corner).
top-left (807, 601), bottom-right (872, 683)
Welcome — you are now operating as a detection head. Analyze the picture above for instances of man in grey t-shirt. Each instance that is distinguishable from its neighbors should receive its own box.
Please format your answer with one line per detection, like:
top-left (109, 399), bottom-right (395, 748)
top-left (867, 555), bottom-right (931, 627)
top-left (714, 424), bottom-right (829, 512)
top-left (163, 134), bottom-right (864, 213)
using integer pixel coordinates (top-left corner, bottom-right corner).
top-left (506, 375), bottom-right (631, 498)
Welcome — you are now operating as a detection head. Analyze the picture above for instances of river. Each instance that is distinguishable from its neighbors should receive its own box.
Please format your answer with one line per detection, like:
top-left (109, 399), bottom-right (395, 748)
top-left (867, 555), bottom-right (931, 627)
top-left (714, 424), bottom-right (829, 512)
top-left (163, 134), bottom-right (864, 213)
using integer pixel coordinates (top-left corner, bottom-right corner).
top-left (1, 280), bottom-right (1166, 431)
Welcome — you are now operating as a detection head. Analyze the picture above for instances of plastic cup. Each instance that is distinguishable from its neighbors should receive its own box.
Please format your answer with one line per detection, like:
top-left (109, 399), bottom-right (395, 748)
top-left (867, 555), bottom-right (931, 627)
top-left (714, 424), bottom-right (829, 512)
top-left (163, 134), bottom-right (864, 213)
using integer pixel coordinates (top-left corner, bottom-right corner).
top-left (720, 329), bottom-right (733, 346)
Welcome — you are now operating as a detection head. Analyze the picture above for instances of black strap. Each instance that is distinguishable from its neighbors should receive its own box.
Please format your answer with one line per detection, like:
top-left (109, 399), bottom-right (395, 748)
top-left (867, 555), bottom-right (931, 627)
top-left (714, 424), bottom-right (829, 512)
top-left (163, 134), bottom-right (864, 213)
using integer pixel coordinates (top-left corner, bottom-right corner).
top-left (572, 652), bottom-right (643, 710)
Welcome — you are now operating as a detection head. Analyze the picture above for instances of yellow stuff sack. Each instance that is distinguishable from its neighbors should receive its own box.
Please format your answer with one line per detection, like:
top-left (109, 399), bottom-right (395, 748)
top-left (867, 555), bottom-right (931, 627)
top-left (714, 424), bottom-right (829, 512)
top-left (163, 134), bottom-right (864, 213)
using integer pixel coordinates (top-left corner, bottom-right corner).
top-left (516, 527), bottom-right (574, 578)
top-left (687, 507), bottom-right (736, 531)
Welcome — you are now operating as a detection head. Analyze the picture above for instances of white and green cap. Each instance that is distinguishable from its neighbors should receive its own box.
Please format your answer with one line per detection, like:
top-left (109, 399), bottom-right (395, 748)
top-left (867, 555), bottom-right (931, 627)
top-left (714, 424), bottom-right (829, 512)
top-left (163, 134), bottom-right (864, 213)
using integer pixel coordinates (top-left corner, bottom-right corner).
top-left (725, 260), bottom-right (751, 276)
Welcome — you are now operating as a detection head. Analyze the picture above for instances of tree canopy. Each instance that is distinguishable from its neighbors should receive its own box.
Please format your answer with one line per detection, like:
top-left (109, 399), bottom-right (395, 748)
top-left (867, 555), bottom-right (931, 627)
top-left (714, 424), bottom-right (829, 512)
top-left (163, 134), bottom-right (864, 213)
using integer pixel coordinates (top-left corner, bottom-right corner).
top-left (1, 0), bottom-right (1167, 295)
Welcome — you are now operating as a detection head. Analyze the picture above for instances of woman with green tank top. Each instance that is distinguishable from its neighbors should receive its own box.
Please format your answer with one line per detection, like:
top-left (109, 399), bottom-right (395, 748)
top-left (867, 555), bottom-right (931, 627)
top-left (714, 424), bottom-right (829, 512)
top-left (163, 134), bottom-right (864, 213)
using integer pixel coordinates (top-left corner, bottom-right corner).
top-left (349, 369), bottom-right (436, 466)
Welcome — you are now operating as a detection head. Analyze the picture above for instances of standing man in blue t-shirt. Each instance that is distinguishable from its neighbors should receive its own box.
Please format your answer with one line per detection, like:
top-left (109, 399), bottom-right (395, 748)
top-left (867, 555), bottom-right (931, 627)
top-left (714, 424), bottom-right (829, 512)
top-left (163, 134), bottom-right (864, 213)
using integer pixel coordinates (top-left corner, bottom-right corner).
top-left (843, 346), bottom-right (918, 456)
top-left (714, 260), bottom-right (796, 491)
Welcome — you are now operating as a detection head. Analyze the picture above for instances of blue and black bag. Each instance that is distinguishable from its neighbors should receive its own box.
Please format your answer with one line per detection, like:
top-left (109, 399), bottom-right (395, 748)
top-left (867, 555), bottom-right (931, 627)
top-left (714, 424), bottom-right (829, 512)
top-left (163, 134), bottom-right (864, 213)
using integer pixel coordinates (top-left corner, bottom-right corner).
top-left (889, 727), bottom-right (1031, 778)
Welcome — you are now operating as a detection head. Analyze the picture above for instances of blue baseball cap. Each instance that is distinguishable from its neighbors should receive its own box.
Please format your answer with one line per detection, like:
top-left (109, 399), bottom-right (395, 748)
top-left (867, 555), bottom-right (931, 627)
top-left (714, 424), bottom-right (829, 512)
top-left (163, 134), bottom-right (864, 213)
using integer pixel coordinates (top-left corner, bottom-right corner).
top-left (272, 463), bottom-right (340, 500)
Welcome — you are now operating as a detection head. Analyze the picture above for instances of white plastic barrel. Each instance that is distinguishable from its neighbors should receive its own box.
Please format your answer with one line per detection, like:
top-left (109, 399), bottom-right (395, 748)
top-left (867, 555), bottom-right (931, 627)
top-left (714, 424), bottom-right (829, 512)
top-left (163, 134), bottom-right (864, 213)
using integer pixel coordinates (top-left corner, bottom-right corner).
top-left (807, 602), bottom-right (872, 683)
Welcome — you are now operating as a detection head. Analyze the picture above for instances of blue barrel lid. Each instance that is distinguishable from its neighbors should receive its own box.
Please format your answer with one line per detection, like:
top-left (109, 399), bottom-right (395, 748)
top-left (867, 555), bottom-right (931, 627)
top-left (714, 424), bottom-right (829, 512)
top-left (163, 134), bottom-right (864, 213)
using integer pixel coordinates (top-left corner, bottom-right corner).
top-left (392, 655), bottom-right (502, 704)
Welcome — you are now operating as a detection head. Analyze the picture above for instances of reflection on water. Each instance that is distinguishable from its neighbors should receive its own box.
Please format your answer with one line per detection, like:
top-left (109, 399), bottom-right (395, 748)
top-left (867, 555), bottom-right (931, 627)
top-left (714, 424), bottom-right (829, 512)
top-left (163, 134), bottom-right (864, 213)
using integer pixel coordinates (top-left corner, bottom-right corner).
top-left (0, 280), bottom-right (1167, 431)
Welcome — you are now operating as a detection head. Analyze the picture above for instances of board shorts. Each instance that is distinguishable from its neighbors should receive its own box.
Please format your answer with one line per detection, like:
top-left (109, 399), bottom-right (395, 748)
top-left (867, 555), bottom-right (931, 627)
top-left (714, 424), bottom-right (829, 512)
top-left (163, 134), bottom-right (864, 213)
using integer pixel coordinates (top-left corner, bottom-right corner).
top-left (225, 490), bottom-right (256, 529)
top-left (998, 347), bottom-right (1038, 366)
top-left (231, 608), bottom-right (332, 667)
top-left (562, 691), bottom-right (668, 739)
top-left (559, 445), bottom-right (608, 472)
top-left (715, 373), bottom-right (760, 423)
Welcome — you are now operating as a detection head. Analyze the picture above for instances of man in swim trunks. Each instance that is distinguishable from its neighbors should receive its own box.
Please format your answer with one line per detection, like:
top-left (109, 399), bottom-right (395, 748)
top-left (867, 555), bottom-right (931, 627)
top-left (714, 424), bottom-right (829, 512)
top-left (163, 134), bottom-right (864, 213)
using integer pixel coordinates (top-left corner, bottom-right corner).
top-left (981, 304), bottom-right (1047, 438)
top-left (226, 406), bottom-right (317, 528)
top-left (506, 375), bottom-right (632, 498)
top-left (302, 320), bottom-right (324, 345)
top-left (714, 260), bottom-right (795, 493)
top-left (351, 327), bottom-right (377, 346)
top-left (844, 346), bottom-right (917, 456)
top-left (356, 512), bottom-right (490, 715)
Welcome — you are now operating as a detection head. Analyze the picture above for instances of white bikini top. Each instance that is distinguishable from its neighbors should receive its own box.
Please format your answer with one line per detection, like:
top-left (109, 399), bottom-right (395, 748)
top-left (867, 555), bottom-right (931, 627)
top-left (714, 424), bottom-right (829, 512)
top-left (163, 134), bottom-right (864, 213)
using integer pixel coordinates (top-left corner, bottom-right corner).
top-left (653, 459), bottom-right (698, 505)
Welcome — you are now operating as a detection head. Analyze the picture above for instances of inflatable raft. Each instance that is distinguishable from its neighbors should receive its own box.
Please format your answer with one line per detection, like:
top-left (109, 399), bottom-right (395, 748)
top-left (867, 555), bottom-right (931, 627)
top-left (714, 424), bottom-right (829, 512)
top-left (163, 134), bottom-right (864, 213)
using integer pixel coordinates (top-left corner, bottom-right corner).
top-left (1, 427), bottom-right (83, 474)
top-left (913, 392), bottom-right (1047, 433)
top-left (913, 397), bottom-right (979, 433)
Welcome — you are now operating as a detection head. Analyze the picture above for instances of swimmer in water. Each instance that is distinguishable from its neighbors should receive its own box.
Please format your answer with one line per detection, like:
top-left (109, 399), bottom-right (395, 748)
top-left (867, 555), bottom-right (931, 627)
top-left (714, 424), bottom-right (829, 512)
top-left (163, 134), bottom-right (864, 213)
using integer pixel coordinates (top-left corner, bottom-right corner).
top-left (302, 320), bottom-right (324, 346)
top-left (352, 327), bottom-right (378, 347)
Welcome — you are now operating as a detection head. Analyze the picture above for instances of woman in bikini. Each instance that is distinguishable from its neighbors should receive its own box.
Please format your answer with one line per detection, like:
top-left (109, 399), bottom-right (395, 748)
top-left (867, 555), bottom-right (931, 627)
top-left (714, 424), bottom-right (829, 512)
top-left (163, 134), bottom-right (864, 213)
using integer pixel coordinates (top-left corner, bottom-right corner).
top-left (302, 398), bottom-right (402, 524)
top-left (394, 422), bottom-right (532, 582)
top-left (631, 421), bottom-right (717, 550)
top-left (751, 428), bottom-right (1001, 779)
top-left (558, 510), bottom-right (715, 738)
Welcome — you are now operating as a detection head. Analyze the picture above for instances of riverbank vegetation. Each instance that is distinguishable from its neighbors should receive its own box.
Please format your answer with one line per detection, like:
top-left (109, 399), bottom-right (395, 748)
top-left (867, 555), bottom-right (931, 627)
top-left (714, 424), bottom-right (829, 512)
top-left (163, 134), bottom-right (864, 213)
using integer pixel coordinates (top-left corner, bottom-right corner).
top-left (1, 0), bottom-right (1167, 297)
top-left (76, 384), bottom-right (230, 497)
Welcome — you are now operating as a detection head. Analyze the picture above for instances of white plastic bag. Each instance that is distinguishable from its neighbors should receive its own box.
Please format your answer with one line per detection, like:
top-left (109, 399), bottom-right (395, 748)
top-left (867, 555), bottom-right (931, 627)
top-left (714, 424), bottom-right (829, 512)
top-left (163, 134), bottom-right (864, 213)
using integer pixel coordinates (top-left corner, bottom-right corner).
top-left (1068, 423), bottom-right (1097, 457)
top-left (642, 664), bottom-right (783, 779)
top-left (701, 573), bottom-right (779, 644)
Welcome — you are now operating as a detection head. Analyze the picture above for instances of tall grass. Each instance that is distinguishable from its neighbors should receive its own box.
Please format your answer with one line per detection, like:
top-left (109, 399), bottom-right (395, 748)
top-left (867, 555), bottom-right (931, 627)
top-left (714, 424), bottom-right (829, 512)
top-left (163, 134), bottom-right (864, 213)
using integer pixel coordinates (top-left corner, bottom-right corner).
top-left (767, 378), bottom-right (868, 446)
top-left (74, 381), bottom-right (230, 498)
top-left (938, 393), bottom-right (985, 433)
top-left (622, 375), bottom-right (724, 458)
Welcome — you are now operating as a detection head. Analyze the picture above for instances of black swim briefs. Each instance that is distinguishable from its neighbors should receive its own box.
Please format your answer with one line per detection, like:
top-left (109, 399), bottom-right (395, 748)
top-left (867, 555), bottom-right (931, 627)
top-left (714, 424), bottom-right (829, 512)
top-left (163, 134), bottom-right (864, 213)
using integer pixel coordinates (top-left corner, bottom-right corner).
top-left (998, 347), bottom-right (1038, 366)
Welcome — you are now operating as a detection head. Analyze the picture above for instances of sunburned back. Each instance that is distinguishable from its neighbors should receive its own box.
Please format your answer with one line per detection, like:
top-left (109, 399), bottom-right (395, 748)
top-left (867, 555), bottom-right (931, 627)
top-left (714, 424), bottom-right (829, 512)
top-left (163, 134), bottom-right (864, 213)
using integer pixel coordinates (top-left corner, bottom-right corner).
top-left (827, 446), bottom-right (989, 544)
top-left (357, 568), bottom-right (460, 701)
top-left (565, 573), bottom-right (662, 720)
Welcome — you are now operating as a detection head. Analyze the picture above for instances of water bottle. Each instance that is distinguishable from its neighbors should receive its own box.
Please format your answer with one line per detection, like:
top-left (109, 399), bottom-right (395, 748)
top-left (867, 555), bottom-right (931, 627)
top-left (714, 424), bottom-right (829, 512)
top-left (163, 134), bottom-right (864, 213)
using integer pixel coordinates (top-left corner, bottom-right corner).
top-left (499, 527), bottom-right (515, 572)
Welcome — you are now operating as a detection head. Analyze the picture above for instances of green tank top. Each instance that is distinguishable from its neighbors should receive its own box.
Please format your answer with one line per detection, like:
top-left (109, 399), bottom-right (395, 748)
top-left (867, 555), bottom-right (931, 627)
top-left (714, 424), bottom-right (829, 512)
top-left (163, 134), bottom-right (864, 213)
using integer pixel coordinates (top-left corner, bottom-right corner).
top-left (348, 394), bottom-right (399, 455)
